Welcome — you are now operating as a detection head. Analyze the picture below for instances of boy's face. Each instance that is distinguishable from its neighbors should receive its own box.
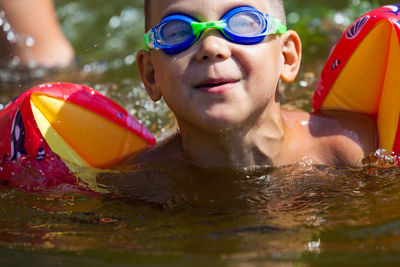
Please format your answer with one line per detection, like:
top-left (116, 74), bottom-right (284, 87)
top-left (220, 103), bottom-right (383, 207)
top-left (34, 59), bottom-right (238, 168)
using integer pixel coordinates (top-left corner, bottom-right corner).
top-left (138, 0), bottom-right (299, 132)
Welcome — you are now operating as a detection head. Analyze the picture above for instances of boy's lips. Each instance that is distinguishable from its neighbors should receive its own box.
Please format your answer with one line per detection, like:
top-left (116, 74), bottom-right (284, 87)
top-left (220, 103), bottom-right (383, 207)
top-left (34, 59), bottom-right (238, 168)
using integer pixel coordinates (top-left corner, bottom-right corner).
top-left (193, 78), bottom-right (240, 93)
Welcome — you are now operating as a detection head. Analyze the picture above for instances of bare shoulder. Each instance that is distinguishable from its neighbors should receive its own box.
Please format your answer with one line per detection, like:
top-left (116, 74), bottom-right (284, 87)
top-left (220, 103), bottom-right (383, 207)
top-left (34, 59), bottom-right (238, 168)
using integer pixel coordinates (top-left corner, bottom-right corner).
top-left (280, 109), bottom-right (377, 166)
top-left (119, 132), bottom-right (185, 166)
top-left (308, 110), bottom-right (378, 166)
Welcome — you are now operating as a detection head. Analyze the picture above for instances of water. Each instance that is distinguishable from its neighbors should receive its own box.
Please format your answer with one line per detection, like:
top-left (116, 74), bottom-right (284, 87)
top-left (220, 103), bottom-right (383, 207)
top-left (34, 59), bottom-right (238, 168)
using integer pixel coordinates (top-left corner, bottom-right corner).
top-left (1, 163), bottom-right (400, 265)
top-left (2, 0), bottom-right (400, 266)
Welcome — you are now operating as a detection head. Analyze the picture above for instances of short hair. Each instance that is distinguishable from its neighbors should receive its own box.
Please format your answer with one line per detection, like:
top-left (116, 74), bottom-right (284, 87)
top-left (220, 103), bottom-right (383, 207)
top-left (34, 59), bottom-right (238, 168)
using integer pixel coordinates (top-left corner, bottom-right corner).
top-left (144, 0), bottom-right (286, 31)
top-left (266, 1), bottom-right (286, 26)
top-left (144, 0), bottom-right (152, 31)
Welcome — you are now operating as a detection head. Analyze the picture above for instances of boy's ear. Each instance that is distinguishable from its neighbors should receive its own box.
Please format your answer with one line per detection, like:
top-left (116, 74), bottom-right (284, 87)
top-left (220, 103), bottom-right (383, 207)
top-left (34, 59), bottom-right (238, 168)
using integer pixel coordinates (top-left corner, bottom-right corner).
top-left (280, 30), bottom-right (302, 83)
top-left (136, 50), bottom-right (162, 101)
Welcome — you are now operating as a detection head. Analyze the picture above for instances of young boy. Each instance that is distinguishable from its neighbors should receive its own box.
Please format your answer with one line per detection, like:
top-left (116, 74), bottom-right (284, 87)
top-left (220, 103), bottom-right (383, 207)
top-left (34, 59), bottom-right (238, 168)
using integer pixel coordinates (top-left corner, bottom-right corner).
top-left (132, 0), bottom-right (377, 168)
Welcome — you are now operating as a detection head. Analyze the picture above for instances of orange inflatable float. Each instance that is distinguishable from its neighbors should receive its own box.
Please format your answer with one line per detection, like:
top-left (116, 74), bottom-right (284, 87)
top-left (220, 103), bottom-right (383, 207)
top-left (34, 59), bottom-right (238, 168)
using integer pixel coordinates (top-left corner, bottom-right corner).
top-left (313, 4), bottom-right (400, 154)
top-left (0, 83), bottom-right (156, 192)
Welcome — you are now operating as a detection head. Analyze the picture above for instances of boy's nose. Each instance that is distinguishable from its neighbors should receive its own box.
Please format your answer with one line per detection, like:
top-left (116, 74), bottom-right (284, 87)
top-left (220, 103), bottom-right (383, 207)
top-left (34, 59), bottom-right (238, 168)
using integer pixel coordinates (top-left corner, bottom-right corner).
top-left (194, 33), bottom-right (231, 62)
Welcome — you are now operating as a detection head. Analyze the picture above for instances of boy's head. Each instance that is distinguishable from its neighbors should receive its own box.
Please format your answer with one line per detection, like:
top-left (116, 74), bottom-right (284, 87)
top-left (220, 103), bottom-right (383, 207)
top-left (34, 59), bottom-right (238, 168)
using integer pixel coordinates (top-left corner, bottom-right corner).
top-left (137, 0), bottom-right (301, 132)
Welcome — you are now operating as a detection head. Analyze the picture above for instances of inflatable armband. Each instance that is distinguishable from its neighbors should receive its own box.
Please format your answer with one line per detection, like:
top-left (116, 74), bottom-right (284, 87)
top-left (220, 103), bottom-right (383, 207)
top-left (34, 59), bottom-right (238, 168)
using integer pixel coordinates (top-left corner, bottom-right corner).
top-left (0, 83), bottom-right (156, 191)
top-left (313, 5), bottom-right (400, 154)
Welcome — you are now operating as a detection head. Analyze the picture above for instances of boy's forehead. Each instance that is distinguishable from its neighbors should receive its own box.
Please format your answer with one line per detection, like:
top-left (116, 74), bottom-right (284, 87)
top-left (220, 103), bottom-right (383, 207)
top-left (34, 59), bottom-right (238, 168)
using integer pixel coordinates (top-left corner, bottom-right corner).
top-left (150, 0), bottom-right (271, 24)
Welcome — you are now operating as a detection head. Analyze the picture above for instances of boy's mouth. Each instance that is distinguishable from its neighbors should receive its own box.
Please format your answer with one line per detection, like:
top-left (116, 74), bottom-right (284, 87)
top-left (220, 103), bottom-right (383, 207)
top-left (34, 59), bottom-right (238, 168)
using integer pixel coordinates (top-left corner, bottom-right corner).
top-left (194, 79), bottom-right (239, 93)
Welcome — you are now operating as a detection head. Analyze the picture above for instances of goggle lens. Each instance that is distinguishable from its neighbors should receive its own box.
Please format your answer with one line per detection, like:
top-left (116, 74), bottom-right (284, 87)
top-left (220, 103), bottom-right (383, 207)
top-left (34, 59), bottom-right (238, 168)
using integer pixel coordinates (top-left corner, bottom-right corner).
top-left (228, 11), bottom-right (265, 36)
top-left (159, 20), bottom-right (192, 46)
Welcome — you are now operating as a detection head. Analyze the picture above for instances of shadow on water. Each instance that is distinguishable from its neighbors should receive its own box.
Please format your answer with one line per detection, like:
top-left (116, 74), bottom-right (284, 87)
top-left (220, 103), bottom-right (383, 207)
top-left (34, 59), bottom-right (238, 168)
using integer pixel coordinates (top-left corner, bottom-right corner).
top-left (2, 0), bottom-right (400, 266)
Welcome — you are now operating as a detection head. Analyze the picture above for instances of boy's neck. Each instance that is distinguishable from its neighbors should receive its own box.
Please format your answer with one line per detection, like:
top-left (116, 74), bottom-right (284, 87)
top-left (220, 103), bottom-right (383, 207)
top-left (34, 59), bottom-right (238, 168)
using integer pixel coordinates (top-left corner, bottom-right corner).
top-left (178, 104), bottom-right (286, 168)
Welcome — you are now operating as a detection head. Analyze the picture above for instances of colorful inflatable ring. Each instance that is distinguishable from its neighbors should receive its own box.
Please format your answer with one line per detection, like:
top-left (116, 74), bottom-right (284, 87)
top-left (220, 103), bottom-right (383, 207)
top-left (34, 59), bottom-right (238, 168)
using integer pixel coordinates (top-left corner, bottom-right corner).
top-left (313, 5), bottom-right (400, 154)
top-left (0, 82), bottom-right (156, 192)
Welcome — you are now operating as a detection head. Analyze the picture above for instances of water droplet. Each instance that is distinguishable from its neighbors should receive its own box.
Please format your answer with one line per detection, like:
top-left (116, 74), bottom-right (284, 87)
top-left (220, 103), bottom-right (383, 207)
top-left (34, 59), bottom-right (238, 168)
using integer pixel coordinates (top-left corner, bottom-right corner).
top-left (109, 16), bottom-right (121, 29)
top-left (27, 59), bottom-right (38, 68)
top-left (83, 64), bottom-right (92, 73)
top-left (308, 239), bottom-right (321, 253)
top-left (9, 56), bottom-right (20, 67)
top-left (25, 36), bottom-right (35, 47)
top-left (299, 80), bottom-right (308, 87)
top-left (6, 31), bottom-right (16, 43)
top-left (287, 12), bottom-right (300, 24)
top-left (124, 54), bottom-right (135, 65)
top-left (334, 13), bottom-right (350, 25)
top-left (3, 22), bottom-right (10, 32)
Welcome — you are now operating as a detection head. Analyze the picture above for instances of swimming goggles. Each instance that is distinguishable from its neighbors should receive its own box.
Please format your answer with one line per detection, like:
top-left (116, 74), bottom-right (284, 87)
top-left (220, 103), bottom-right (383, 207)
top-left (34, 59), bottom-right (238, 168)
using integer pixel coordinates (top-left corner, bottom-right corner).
top-left (144, 6), bottom-right (287, 55)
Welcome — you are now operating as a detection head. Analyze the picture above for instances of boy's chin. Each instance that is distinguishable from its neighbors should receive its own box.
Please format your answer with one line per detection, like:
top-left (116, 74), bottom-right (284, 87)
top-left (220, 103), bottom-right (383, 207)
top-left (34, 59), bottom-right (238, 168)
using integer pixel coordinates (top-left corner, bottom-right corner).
top-left (177, 105), bottom-right (252, 133)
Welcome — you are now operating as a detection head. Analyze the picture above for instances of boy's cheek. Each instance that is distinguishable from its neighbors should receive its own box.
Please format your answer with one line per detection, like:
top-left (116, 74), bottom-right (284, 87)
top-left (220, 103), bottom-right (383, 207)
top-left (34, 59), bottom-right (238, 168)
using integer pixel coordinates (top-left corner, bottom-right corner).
top-left (154, 55), bottom-right (189, 75)
top-left (235, 42), bottom-right (281, 69)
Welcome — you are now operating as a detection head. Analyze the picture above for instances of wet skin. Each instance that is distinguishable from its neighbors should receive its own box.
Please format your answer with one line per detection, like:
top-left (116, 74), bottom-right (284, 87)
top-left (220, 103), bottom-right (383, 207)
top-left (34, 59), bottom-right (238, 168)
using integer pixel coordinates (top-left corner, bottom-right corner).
top-left (128, 110), bottom-right (377, 167)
